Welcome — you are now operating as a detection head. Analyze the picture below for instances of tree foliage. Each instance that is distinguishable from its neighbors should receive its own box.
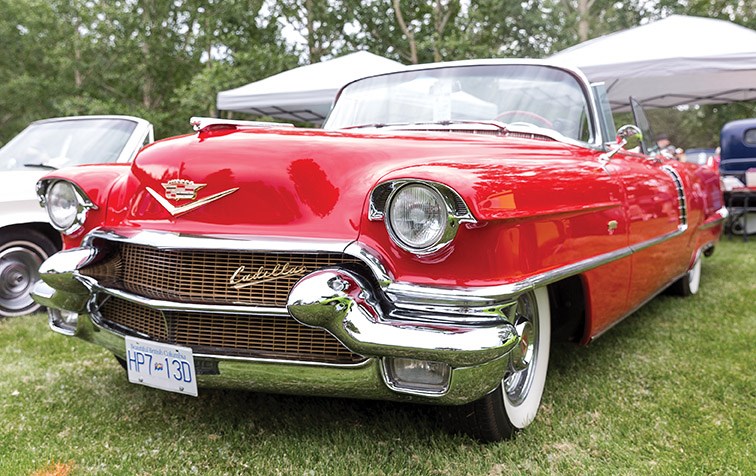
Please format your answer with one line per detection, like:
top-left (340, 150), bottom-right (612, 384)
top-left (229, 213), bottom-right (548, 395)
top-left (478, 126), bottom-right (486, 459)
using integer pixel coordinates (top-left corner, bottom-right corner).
top-left (0, 0), bottom-right (753, 147)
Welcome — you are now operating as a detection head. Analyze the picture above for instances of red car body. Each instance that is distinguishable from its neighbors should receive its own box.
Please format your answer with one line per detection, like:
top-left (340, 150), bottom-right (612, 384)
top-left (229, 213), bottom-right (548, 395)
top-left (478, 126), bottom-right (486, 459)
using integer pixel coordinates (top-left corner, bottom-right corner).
top-left (33, 60), bottom-right (726, 441)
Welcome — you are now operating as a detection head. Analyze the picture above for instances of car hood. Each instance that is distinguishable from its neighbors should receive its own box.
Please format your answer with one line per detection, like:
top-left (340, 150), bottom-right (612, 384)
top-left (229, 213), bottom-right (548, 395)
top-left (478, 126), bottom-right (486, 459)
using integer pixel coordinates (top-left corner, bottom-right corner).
top-left (113, 127), bottom-right (579, 240)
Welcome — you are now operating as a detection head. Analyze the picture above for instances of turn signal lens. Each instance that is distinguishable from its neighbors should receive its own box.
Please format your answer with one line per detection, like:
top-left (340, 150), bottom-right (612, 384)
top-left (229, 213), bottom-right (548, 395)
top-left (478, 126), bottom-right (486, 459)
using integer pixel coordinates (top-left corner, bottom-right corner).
top-left (383, 358), bottom-right (451, 395)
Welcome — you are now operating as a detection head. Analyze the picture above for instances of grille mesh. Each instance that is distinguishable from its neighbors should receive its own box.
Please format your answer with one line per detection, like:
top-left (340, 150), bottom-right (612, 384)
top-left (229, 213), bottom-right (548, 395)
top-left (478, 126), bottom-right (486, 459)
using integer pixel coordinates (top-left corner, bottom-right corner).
top-left (82, 242), bottom-right (362, 307)
top-left (100, 298), bottom-right (364, 364)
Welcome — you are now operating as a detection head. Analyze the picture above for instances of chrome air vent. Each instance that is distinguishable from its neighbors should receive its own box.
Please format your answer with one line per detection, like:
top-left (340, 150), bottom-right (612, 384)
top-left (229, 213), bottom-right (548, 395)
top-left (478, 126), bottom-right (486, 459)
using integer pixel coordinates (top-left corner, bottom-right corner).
top-left (662, 165), bottom-right (688, 226)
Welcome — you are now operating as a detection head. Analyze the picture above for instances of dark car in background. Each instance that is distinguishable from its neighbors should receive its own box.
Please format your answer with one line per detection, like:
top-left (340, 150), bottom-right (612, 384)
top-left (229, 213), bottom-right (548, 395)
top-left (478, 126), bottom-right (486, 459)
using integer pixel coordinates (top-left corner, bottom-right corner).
top-left (720, 119), bottom-right (756, 184)
top-left (720, 118), bottom-right (756, 235)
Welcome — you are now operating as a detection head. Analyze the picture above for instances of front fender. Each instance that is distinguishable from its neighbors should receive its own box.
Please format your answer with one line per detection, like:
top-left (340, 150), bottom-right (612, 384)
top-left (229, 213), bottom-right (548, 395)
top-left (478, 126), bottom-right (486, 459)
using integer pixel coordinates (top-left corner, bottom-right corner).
top-left (38, 164), bottom-right (131, 248)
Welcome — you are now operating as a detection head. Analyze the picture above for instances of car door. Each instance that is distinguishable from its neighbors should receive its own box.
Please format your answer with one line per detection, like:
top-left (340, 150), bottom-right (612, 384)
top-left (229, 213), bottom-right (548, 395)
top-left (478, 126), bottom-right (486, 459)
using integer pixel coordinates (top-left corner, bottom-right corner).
top-left (612, 99), bottom-right (689, 310)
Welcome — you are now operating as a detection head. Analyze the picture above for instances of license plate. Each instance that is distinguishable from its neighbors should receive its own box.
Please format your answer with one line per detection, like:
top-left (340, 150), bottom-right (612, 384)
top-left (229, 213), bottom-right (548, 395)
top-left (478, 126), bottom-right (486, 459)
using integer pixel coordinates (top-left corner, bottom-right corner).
top-left (124, 337), bottom-right (198, 397)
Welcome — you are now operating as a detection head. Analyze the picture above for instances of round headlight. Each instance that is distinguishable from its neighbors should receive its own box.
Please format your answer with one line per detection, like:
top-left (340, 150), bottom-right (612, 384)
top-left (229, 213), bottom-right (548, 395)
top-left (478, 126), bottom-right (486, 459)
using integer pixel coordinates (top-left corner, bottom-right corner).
top-left (46, 181), bottom-right (79, 231)
top-left (387, 184), bottom-right (448, 251)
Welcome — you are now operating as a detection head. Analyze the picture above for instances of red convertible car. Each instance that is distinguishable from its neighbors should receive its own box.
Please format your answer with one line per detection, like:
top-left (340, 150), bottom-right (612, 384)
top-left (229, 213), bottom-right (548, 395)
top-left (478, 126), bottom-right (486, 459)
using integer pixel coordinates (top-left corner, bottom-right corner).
top-left (32, 60), bottom-right (725, 441)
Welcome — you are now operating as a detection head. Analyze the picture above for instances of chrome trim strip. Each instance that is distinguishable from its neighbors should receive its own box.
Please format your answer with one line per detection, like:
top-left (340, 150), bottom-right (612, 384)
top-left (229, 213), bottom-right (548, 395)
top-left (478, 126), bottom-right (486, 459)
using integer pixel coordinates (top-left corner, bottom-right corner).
top-left (700, 206), bottom-right (728, 230)
top-left (386, 224), bottom-right (688, 305)
top-left (189, 116), bottom-right (294, 131)
top-left (388, 301), bottom-right (516, 324)
top-left (83, 229), bottom-right (353, 253)
top-left (629, 224), bottom-right (687, 253)
top-left (189, 351), bottom-right (371, 368)
top-left (93, 286), bottom-right (290, 315)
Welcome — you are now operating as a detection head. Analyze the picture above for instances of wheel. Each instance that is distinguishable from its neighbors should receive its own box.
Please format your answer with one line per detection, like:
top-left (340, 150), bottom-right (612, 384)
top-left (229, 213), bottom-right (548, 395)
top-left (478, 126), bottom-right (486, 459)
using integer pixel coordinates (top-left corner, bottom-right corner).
top-left (0, 229), bottom-right (58, 317)
top-left (670, 254), bottom-right (702, 297)
top-left (442, 287), bottom-right (551, 441)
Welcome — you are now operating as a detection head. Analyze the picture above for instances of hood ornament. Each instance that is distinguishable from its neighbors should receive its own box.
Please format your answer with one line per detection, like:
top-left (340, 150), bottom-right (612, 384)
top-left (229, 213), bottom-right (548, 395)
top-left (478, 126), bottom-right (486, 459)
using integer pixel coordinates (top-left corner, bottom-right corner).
top-left (146, 179), bottom-right (238, 217)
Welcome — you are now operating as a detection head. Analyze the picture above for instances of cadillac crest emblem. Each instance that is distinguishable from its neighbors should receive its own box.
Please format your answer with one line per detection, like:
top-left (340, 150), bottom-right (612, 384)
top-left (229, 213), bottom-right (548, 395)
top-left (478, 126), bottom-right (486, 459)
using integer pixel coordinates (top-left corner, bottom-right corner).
top-left (162, 179), bottom-right (206, 200)
top-left (145, 179), bottom-right (239, 217)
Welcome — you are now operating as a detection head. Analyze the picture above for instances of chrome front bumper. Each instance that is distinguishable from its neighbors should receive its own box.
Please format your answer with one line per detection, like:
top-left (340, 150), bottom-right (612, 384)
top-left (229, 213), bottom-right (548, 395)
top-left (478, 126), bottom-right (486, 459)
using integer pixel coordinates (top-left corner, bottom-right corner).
top-left (32, 240), bottom-right (523, 404)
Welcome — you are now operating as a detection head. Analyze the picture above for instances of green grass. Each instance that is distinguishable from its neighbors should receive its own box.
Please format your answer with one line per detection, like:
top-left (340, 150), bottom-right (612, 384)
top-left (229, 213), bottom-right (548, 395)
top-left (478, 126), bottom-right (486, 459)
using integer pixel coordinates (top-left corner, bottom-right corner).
top-left (1, 239), bottom-right (754, 475)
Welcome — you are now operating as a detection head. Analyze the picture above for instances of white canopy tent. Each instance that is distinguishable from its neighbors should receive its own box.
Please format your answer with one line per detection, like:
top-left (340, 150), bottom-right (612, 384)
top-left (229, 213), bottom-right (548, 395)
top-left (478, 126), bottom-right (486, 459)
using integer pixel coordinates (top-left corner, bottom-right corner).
top-left (550, 15), bottom-right (756, 111)
top-left (216, 51), bottom-right (405, 123)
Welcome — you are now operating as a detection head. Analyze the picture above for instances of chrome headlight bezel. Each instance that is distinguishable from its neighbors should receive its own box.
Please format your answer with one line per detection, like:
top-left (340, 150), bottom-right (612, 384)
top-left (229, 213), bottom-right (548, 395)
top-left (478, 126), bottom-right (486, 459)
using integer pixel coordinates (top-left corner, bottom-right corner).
top-left (37, 179), bottom-right (96, 235)
top-left (370, 180), bottom-right (476, 255)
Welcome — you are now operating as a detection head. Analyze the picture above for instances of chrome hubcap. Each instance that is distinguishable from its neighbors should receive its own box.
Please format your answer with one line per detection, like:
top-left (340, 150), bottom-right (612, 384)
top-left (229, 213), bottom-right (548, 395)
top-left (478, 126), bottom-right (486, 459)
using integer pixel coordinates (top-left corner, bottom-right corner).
top-left (510, 320), bottom-right (534, 372)
top-left (0, 245), bottom-right (45, 314)
top-left (504, 292), bottom-right (539, 406)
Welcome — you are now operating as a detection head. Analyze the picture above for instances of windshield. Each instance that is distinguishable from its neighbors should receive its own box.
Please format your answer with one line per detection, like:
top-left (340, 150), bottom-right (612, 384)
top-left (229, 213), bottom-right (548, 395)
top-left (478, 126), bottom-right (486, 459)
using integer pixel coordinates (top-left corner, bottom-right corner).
top-left (0, 118), bottom-right (138, 171)
top-left (325, 64), bottom-right (594, 143)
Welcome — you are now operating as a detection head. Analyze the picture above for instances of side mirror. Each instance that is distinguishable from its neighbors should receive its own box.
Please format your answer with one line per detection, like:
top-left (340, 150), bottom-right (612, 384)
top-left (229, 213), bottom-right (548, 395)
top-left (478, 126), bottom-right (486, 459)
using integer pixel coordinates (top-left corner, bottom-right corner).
top-left (617, 124), bottom-right (642, 142)
top-left (600, 124), bottom-right (643, 164)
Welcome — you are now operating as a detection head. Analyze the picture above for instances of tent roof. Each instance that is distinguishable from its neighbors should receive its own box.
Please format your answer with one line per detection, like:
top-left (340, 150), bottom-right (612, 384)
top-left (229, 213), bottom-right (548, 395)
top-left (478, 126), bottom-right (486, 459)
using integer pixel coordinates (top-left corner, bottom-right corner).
top-left (550, 15), bottom-right (756, 110)
top-left (216, 51), bottom-right (405, 123)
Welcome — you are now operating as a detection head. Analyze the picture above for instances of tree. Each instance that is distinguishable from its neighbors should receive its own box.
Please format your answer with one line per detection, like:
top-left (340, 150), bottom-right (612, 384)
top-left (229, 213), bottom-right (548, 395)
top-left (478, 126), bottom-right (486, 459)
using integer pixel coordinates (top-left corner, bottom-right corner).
top-left (171, 0), bottom-right (298, 131)
top-left (346, 0), bottom-right (465, 64)
top-left (277, 0), bottom-right (354, 63)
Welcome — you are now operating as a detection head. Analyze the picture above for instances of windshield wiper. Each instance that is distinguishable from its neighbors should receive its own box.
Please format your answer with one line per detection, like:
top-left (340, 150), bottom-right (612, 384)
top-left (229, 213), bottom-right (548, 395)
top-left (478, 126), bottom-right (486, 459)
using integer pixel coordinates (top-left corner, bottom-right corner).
top-left (342, 122), bottom-right (410, 130)
top-left (343, 120), bottom-right (517, 133)
top-left (24, 163), bottom-right (57, 170)
top-left (425, 120), bottom-right (509, 131)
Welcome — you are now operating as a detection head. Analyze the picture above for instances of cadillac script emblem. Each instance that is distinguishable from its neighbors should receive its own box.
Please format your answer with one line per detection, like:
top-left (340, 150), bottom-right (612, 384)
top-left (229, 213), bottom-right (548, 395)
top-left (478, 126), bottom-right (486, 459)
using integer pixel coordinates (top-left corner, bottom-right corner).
top-left (229, 264), bottom-right (308, 290)
top-left (162, 179), bottom-right (206, 200)
top-left (145, 179), bottom-right (239, 217)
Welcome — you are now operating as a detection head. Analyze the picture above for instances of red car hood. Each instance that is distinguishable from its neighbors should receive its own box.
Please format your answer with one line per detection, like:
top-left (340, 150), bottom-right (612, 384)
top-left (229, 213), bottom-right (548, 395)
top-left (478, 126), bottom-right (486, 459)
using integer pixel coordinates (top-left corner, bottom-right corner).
top-left (107, 127), bottom-right (576, 240)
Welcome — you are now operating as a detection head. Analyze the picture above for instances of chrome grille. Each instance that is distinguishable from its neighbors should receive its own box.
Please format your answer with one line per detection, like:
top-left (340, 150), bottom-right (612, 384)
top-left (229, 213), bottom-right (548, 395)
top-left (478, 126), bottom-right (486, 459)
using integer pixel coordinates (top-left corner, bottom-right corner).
top-left (100, 298), bottom-right (364, 364)
top-left (82, 242), bottom-right (363, 307)
top-left (102, 296), bottom-right (167, 341)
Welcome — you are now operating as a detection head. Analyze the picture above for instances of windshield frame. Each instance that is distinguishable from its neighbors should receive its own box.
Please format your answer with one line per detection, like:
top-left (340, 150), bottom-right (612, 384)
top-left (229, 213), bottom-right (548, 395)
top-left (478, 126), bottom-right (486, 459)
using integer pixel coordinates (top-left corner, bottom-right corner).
top-left (324, 60), bottom-right (606, 148)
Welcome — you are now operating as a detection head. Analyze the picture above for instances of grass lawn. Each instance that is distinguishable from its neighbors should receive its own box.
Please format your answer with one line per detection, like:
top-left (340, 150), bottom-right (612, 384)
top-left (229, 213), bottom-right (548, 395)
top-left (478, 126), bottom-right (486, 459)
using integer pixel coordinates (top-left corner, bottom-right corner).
top-left (1, 239), bottom-right (754, 475)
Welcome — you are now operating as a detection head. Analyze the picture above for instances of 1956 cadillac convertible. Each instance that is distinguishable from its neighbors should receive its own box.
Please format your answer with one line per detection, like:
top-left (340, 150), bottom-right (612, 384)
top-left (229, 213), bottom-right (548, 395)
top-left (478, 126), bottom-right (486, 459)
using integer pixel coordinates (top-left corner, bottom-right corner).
top-left (32, 60), bottom-right (725, 441)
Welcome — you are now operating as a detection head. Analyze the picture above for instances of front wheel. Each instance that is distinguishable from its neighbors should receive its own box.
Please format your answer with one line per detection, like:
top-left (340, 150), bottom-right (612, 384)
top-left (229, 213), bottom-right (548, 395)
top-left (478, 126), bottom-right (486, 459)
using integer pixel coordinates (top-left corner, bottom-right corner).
top-left (442, 287), bottom-right (551, 441)
top-left (0, 229), bottom-right (58, 317)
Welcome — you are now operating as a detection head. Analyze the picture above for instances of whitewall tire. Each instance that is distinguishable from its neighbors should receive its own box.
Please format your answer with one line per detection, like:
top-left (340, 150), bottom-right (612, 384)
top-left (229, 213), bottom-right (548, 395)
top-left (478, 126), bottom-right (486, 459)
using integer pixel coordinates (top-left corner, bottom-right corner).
top-left (442, 287), bottom-right (551, 441)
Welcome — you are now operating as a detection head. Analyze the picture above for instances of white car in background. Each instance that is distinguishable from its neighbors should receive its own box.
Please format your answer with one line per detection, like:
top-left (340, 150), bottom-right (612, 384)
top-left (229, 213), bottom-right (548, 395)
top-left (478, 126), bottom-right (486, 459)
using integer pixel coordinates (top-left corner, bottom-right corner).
top-left (0, 115), bottom-right (153, 316)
